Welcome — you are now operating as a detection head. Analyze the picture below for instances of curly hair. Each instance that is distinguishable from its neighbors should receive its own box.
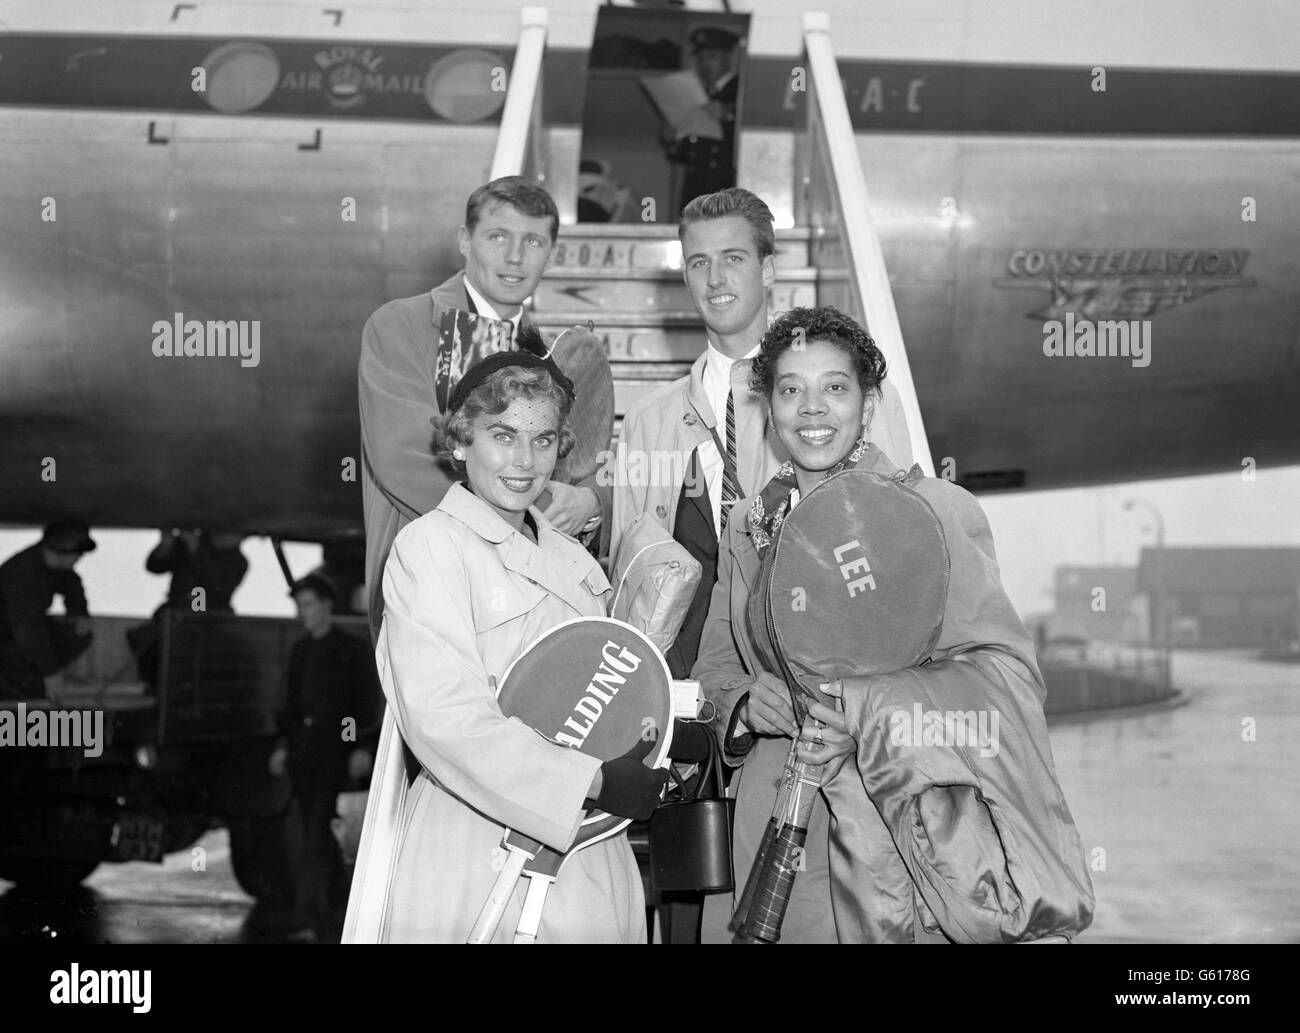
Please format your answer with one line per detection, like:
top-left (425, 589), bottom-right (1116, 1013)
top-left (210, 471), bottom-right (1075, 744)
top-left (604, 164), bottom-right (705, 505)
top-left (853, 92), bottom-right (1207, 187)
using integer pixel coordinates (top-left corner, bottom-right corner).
top-left (431, 365), bottom-right (575, 472)
top-left (750, 306), bottom-right (887, 398)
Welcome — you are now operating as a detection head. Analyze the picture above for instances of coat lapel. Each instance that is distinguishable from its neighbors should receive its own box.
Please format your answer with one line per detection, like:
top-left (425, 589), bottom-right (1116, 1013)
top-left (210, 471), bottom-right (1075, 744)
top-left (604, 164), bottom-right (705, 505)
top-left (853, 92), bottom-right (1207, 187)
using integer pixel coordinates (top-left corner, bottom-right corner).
top-left (430, 271), bottom-right (470, 320)
top-left (684, 352), bottom-right (713, 429)
top-left (683, 450), bottom-right (716, 547)
top-left (503, 527), bottom-right (608, 617)
top-left (440, 484), bottom-right (608, 617)
top-left (730, 509), bottom-right (761, 592)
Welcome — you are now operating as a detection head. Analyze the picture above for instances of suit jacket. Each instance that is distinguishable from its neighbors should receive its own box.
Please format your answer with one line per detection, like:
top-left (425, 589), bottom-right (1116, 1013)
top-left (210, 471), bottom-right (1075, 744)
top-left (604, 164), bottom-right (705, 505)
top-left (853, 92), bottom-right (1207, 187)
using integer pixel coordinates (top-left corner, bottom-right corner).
top-left (359, 271), bottom-right (613, 642)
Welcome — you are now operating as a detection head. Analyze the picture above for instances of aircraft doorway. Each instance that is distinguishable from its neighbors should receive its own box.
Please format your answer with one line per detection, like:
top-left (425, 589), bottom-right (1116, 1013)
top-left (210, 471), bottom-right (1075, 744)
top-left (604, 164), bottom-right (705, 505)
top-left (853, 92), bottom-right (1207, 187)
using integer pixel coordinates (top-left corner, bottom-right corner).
top-left (578, 5), bottom-right (751, 223)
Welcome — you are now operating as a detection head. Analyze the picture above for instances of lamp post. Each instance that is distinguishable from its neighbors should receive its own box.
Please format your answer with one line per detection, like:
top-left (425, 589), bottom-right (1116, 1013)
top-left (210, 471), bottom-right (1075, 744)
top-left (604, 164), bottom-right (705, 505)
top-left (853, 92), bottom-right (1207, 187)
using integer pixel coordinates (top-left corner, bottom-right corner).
top-left (1123, 497), bottom-right (1165, 550)
top-left (1125, 497), bottom-right (1169, 686)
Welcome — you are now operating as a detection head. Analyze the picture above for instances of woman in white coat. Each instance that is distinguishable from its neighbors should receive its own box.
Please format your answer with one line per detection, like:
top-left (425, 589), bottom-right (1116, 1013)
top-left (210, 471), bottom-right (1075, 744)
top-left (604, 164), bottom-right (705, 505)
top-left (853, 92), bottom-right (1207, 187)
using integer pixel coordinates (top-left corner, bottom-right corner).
top-left (376, 342), bottom-right (666, 943)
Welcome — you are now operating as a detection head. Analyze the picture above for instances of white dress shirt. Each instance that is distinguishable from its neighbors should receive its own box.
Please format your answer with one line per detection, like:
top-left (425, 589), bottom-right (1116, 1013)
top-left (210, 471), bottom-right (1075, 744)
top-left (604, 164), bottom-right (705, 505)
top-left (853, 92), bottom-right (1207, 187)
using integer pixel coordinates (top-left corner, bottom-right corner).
top-left (463, 276), bottom-right (523, 342)
top-left (699, 340), bottom-right (759, 537)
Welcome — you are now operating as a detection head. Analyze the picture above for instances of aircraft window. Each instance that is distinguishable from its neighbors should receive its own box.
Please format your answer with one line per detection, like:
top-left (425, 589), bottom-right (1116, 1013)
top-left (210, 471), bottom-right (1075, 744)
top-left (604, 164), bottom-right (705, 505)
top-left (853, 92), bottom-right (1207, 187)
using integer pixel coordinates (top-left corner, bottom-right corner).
top-left (424, 49), bottom-right (508, 123)
top-left (201, 42), bottom-right (281, 115)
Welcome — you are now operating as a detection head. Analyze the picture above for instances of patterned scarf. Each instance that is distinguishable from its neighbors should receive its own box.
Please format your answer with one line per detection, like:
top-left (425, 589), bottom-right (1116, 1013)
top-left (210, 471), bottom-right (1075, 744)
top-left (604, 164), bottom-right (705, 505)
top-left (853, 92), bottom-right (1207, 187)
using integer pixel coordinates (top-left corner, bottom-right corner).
top-left (749, 436), bottom-right (874, 554)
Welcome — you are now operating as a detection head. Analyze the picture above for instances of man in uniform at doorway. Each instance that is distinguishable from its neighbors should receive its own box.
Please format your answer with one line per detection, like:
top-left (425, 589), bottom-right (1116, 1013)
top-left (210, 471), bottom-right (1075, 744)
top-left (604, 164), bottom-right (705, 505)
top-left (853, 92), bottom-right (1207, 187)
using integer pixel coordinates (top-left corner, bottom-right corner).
top-left (664, 28), bottom-right (741, 214)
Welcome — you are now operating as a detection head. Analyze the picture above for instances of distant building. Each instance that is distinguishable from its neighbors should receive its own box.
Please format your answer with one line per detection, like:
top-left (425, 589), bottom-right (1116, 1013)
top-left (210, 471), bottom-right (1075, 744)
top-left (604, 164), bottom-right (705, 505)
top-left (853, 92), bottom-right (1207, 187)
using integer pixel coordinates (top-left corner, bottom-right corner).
top-left (1136, 546), bottom-right (1300, 647)
top-left (1052, 566), bottom-right (1141, 642)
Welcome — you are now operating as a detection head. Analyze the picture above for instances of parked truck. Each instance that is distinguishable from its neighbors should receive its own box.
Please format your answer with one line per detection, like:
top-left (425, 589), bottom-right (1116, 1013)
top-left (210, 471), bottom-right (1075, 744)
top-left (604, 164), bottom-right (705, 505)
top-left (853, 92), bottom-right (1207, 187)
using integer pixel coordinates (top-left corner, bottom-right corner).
top-left (0, 610), bottom-right (372, 898)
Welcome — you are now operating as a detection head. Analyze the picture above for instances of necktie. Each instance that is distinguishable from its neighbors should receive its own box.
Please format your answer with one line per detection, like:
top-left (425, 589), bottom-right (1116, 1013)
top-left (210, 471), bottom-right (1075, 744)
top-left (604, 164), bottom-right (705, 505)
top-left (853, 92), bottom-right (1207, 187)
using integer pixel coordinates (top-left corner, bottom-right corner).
top-left (719, 386), bottom-right (740, 536)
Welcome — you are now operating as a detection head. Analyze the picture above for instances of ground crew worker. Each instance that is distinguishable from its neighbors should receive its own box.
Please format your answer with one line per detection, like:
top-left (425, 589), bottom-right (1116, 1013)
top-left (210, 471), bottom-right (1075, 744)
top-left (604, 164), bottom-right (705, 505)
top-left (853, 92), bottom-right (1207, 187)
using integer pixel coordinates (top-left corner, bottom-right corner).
top-left (0, 519), bottom-right (96, 700)
top-left (270, 572), bottom-right (381, 942)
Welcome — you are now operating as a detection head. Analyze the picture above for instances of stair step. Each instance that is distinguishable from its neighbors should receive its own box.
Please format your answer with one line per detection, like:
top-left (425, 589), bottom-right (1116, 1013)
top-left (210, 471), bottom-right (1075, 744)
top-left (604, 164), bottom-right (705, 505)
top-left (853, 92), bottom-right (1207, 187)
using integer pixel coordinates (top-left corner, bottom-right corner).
top-left (615, 379), bottom-right (674, 415)
top-left (565, 223), bottom-right (812, 239)
top-left (553, 225), bottom-right (812, 272)
top-left (613, 361), bottom-right (692, 381)
top-left (532, 278), bottom-right (815, 317)
top-left (533, 325), bottom-right (705, 364)
top-left (543, 266), bottom-right (818, 283)
top-left (535, 311), bottom-right (702, 329)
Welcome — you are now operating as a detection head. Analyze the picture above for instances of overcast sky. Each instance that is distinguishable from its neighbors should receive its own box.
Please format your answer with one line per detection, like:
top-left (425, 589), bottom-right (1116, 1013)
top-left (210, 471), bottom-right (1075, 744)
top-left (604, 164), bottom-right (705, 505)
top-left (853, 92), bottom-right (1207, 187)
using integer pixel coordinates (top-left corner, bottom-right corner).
top-left (981, 463), bottom-right (1300, 618)
top-left (2, 463), bottom-right (1297, 623)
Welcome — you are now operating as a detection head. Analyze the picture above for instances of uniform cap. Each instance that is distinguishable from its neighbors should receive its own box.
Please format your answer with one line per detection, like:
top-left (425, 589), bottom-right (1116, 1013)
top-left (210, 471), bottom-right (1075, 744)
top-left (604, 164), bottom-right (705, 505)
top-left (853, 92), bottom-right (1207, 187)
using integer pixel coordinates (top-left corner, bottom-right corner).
top-left (290, 572), bottom-right (339, 605)
top-left (690, 27), bottom-right (739, 53)
top-left (42, 518), bottom-right (97, 555)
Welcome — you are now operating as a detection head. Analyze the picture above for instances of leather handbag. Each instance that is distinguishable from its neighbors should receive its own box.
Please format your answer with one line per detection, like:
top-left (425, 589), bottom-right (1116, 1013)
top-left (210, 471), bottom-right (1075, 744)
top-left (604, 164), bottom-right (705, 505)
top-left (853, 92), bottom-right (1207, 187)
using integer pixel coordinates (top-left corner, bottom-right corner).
top-left (647, 725), bottom-right (734, 894)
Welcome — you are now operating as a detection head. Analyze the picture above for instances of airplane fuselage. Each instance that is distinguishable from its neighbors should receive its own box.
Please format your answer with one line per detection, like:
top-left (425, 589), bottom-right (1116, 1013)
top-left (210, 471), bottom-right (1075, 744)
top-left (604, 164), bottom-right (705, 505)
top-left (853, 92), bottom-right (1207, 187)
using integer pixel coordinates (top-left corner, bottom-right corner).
top-left (2, 13), bottom-right (1297, 537)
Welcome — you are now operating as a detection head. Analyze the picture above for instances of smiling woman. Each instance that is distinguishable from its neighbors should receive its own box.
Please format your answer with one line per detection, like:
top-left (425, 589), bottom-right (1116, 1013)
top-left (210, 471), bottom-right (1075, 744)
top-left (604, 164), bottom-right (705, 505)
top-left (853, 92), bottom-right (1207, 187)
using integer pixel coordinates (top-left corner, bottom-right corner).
top-left (749, 306), bottom-right (887, 496)
top-left (366, 345), bottom-right (667, 942)
top-left (694, 304), bottom-right (1093, 943)
top-left (431, 357), bottom-right (575, 533)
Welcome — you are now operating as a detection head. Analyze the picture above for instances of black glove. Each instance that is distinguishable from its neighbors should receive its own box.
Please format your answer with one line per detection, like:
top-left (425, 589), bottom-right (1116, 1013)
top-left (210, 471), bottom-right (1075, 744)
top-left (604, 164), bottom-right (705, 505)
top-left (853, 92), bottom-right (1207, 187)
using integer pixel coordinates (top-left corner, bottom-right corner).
top-left (586, 738), bottom-right (669, 821)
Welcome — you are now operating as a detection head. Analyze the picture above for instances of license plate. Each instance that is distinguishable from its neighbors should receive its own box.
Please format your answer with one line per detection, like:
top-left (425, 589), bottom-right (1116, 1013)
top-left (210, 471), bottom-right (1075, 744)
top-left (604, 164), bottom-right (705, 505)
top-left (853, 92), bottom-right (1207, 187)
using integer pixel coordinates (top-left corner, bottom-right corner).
top-left (112, 814), bottom-right (165, 863)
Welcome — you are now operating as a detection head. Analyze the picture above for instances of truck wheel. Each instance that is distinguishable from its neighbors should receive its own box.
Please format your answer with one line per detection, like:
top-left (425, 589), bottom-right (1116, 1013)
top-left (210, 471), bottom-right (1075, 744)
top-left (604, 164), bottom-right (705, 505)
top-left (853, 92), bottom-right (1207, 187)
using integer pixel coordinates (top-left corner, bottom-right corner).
top-left (0, 857), bottom-right (101, 889)
top-left (227, 813), bottom-right (292, 903)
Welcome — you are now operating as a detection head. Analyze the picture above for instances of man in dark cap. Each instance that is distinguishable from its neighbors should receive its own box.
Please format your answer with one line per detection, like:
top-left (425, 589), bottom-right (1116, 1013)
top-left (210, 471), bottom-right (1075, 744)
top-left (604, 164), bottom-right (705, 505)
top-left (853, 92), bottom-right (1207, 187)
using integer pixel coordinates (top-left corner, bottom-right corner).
top-left (664, 27), bottom-right (741, 212)
top-left (0, 520), bottom-right (96, 699)
top-left (145, 529), bottom-right (248, 615)
top-left (129, 528), bottom-right (250, 684)
top-left (270, 572), bottom-right (382, 942)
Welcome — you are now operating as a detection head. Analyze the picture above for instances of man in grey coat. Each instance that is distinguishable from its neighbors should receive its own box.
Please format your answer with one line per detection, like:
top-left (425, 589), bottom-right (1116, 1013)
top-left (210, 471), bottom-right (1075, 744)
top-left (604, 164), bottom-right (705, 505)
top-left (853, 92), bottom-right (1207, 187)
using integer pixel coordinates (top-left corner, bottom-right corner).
top-left (359, 176), bottom-right (610, 641)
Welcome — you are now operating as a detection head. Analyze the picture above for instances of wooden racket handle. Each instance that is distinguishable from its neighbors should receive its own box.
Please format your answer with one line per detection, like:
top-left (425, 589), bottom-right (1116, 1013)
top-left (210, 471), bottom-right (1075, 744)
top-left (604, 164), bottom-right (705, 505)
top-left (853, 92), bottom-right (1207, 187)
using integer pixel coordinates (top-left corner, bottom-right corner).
top-left (733, 823), bottom-right (807, 944)
top-left (733, 755), bottom-right (820, 943)
top-left (467, 848), bottom-right (527, 944)
top-left (730, 817), bottom-right (780, 934)
top-left (731, 737), bottom-right (798, 933)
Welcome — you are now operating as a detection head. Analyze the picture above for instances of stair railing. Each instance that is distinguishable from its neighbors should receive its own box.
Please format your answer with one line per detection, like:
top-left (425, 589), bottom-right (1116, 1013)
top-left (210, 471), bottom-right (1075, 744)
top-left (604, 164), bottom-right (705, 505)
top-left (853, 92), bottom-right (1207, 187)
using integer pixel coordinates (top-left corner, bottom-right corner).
top-left (797, 11), bottom-right (934, 475)
top-left (489, 5), bottom-right (549, 184)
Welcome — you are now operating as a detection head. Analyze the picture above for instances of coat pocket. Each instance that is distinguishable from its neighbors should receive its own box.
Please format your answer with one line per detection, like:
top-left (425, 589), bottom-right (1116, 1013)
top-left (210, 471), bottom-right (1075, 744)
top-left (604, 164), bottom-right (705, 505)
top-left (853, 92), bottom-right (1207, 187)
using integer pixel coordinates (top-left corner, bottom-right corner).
top-left (471, 581), bottom-right (550, 634)
top-left (581, 564), bottom-right (612, 603)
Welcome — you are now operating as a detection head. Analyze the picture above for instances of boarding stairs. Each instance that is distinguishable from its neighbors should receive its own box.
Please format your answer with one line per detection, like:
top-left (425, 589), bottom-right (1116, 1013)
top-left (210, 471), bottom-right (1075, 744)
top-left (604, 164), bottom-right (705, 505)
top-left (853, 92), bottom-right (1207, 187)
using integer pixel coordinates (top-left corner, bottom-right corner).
top-left (531, 224), bottom-right (818, 424)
